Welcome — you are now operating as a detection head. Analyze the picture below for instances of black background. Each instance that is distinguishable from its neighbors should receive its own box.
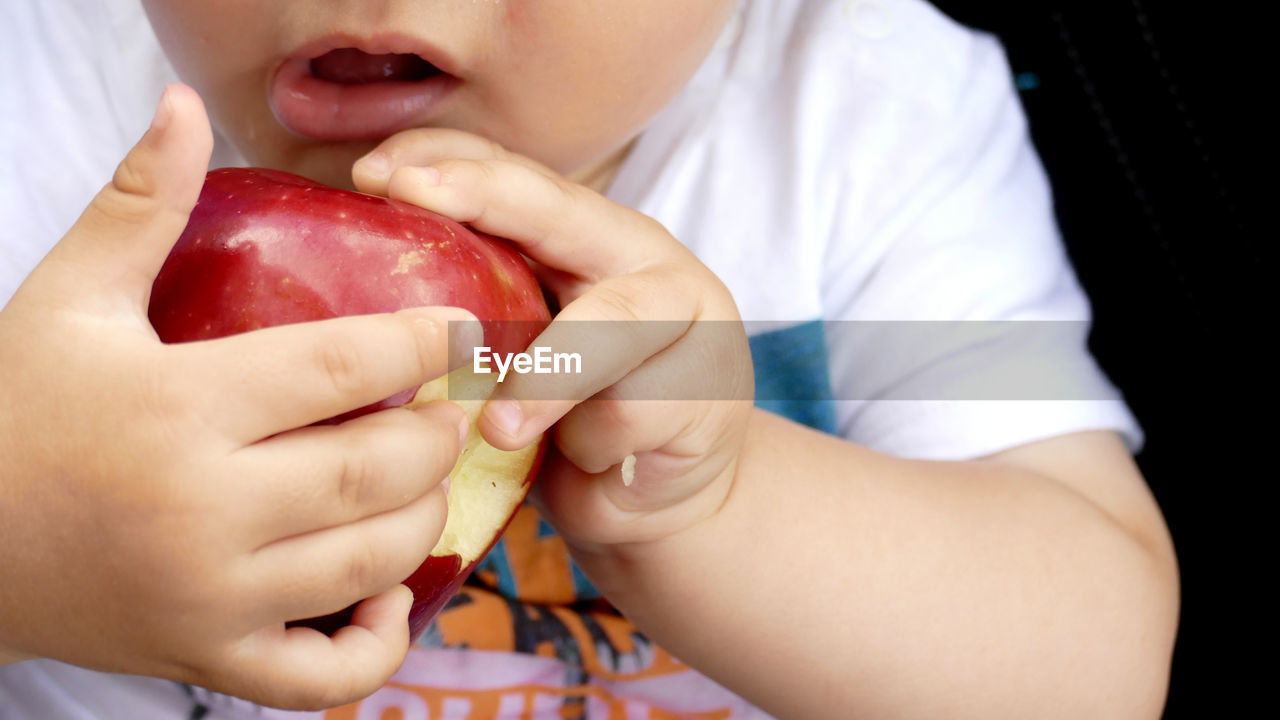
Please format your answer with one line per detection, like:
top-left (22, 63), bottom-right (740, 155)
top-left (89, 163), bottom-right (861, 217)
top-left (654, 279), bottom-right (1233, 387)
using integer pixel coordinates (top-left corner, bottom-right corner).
top-left (929, 1), bottom-right (1265, 716)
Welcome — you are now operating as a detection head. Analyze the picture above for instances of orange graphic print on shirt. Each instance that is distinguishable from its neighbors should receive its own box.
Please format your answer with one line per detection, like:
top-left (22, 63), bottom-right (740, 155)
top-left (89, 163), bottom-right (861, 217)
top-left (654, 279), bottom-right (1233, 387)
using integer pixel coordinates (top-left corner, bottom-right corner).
top-left (322, 506), bottom-right (752, 719)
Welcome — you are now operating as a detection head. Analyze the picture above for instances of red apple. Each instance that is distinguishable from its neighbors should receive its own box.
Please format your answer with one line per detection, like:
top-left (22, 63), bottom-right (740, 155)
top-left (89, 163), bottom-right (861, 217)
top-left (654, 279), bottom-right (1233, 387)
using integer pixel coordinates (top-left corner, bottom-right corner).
top-left (148, 167), bottom-right (550, 639)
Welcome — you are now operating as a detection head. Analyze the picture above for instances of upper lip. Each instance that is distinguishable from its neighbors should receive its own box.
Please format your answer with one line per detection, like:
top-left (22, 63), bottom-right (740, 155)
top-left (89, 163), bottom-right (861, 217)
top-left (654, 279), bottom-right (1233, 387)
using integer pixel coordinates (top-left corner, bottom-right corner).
top-left (283, 32), bottom-right (462, 78)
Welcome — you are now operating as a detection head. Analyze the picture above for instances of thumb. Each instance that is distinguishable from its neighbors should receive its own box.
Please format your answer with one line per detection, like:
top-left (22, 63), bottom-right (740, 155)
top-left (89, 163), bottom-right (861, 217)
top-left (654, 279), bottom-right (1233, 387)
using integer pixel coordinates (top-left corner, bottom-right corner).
top-left (53, 83), bottom-right (213, 309)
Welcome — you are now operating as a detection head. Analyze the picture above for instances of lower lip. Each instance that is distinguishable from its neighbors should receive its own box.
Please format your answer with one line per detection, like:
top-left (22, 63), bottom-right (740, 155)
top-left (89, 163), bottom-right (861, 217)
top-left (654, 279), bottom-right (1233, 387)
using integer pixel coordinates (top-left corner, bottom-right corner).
top-left (269, 57), bottom-right (460, 141)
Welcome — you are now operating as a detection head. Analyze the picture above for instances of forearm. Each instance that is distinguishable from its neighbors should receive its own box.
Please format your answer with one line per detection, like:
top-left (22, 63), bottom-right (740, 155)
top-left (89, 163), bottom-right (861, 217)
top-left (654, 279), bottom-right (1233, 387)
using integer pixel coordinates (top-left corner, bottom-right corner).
top-left (569, 410), bottom-right (1179, 719)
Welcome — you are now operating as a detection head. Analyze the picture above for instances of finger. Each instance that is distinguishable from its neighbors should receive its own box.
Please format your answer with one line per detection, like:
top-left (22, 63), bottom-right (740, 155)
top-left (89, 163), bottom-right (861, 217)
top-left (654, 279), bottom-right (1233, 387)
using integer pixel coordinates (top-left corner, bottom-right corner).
top-left (529, 448), bottom-right (713, 547)
top-left (550, 396), bottom-right (748, 511)
top-left (245, 486), bottom-right (447, 624)
top-left (224, 585), bottom-right (412, 710)
top-left (477, 269), bottom-right (702, 450)
top-left (546, 327), bottom-right (750, 475)
top-left (178, 306), bottom-right (481, 442)
top-left (51, 84), bottom-right (213, 309)
top-left (353, 127), bottom-right (554, 195)
top-left (386, 158), bottom-right (685, 281)
top-left (232, 401), bottom-right (465, 546)
top-left (551, 395), bottom-right (690, 476)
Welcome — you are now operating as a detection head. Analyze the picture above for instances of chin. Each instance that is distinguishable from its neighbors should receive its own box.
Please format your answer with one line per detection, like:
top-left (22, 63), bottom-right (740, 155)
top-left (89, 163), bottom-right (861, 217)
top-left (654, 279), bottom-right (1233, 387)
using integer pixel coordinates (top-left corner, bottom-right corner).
top-left (277, 146), bottom-right (373, 191)
top-left (229, 126), bottom-right (377, 190)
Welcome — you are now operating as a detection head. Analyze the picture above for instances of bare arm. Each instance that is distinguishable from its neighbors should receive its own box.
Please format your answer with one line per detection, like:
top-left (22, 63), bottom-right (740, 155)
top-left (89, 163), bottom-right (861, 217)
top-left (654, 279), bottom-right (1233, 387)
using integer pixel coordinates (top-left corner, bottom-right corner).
top-left (569, 416), bottom-right (1179, 719)
top-left (358, 131), bottom-right (1180, 719)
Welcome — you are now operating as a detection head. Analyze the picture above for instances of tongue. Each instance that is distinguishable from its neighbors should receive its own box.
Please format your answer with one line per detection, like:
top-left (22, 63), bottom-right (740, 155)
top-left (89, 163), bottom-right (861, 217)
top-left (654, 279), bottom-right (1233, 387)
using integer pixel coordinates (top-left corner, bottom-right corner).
top-left (310, 49), bottom-right (439, 84)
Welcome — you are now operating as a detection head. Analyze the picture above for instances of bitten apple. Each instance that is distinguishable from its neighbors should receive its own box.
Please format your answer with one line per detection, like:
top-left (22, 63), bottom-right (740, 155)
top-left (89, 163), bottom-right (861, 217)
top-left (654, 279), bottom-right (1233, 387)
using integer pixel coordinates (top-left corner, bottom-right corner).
top-left (149, 167), bottom-right (550, 639)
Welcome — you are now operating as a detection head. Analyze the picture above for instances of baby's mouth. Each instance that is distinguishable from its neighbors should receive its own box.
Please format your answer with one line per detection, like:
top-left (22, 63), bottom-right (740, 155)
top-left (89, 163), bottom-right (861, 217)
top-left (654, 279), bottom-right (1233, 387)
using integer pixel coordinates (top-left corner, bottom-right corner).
top-left (270, 45), bottom-right (460, 141)
top-left (309, 48), bottom-right (444, 85)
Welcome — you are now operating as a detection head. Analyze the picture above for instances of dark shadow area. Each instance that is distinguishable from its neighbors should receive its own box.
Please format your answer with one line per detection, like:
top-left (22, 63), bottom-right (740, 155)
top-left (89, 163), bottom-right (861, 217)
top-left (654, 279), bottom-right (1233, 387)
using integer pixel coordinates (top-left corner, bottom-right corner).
top-left (928, 2), bottom-right (1265, 715)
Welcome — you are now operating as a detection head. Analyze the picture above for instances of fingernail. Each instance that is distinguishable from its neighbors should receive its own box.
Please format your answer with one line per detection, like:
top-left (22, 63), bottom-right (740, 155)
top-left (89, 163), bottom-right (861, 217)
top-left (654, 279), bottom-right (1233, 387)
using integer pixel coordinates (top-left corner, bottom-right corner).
top-left (399, 307), bottom-right (483, 376)
top-left (449, 316), bottom-right (484, 370)
top-left (485, 399), bottom-right (523, 438)
top-left (151, 85), bottom-right (175, 132)
top-left (356, 152), bottom-right (390, 180)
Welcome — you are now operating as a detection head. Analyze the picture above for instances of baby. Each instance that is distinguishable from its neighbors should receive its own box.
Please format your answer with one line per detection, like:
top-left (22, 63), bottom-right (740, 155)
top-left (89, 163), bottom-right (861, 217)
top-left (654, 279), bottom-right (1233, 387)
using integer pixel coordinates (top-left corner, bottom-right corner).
top-left (0, 0), bottom-right (1178, 717)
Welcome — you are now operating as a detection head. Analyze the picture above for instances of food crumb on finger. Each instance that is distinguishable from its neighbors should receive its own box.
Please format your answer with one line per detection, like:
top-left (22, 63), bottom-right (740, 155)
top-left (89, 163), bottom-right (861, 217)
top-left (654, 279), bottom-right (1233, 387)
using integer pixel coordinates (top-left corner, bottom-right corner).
top-left (621, 454), bottom-right (637, 487)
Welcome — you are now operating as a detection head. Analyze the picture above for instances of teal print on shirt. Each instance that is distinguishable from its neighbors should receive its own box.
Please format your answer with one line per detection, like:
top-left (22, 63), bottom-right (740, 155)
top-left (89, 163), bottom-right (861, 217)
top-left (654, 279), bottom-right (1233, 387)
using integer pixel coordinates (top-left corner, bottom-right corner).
top-left (749, 320), bottom-right (837, 434)
top-left (474, 319), bottom-right (837, 601)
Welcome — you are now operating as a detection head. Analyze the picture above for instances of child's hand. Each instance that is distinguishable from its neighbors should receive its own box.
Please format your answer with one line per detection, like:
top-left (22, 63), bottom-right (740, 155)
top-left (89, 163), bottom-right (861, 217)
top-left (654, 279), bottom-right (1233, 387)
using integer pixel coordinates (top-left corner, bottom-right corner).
top-left (0, 86), bottom-right (469, 709)
top-left (355, 130), bottom-right (753, 551)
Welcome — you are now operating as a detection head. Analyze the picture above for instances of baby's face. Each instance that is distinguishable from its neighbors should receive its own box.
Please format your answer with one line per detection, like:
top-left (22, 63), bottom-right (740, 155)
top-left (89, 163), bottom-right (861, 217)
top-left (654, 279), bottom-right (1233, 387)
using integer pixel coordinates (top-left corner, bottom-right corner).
top-left (142, 0), bottom-right (737, 188)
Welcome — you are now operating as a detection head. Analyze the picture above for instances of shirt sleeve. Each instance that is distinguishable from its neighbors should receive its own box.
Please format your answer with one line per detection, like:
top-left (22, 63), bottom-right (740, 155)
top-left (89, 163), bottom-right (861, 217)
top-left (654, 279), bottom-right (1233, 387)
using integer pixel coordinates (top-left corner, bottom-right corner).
top-left (819, 27), bottom-right (1142, 460)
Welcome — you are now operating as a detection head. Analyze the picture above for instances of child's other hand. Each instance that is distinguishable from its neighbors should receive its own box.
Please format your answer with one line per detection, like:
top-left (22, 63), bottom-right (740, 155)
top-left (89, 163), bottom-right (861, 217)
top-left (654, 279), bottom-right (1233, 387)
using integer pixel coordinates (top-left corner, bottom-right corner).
top-left (0, 86), bottom-right (469, 710)
top-left (355, 130), bottom-right (753, 552)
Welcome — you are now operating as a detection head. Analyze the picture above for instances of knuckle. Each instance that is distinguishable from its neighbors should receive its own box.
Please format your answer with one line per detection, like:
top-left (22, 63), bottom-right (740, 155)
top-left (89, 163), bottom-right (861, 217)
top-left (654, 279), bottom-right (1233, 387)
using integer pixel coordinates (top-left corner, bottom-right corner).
top-left (581, 399), bottom-right (635, 470)
top-left (404, 407), bottom-right (459, 461)
top-left (473, 158), bottom-right (500, 182)
top-left (387, 491), bottom-right (446, 561)
top-left (343, 539), bottom-right (386, 599)
top-left (466, 158), bottom-right (506, 192)
top-left (90, 183), bottom-right (157, 229)
top-left (484, 136), bottom-right (509, 160)
top-left (112, 150), bottom-right (158, 200)
top-left (335, 445), bottom-right (377, 511)
top-left (425, 160), bottom-right (487, 222)
top-left (316, 335), bottom-right (369, 397)
top-left (592, 390), bottom-right (634, 428)
top-left (89, 151), bottom-right (194, 231)
top-left (588, 283), bottom-right (648, 324)
top-left (552, 173), bottom-right (585, 203)
top-left (435, 157), bottom-right (476, 185)
top-left (550, 179), bottom-right (583, 217)
top-left (135, 366), bottom-right (197, 445)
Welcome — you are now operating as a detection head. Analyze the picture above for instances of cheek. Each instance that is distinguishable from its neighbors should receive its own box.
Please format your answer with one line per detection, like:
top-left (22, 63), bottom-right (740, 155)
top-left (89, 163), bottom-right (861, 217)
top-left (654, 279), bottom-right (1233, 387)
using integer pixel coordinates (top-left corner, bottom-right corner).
top-left (144, 1), bottom-right (255, 79)
top-left (144, 1), bottom-right (325, 177)
top-left (143, 2), bottom-right (267, 128)
top-left (488, 1), bottom-right (733, 170)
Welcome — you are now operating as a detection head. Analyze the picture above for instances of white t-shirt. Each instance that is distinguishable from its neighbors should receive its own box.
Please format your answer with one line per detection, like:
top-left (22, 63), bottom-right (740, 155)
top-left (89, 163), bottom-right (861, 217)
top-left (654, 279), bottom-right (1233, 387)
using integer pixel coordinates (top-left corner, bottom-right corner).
top-left (0, 0), bottom-right (1141, 717)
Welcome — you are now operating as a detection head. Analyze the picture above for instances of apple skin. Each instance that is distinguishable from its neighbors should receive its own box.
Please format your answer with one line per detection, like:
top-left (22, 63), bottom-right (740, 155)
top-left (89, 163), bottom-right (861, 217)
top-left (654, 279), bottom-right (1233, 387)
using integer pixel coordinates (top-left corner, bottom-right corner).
top-left (150, 167), bottom-right (549, 419)
top-left (148, 167), bottom-right (550, 638)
